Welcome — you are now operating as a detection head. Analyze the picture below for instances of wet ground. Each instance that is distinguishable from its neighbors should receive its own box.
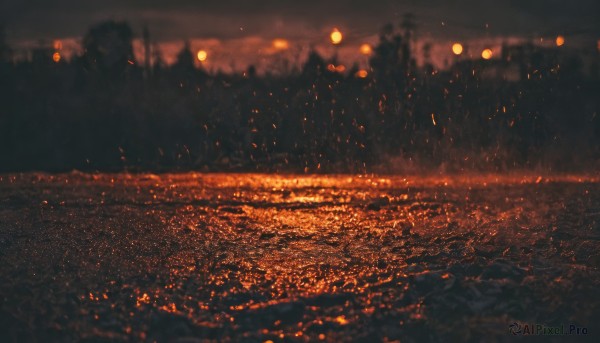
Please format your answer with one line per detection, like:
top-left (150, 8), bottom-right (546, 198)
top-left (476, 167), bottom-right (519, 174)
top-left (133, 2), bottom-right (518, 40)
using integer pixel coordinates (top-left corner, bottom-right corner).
top-left (0, 173), bottom-right (599, 342)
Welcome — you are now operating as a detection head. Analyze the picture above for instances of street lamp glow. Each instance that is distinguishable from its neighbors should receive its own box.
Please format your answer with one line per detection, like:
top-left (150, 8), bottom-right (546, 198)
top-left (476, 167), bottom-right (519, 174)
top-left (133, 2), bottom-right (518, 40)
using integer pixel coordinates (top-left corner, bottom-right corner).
top-left (359, 43), bottom-right (372, 55)
top-left (481, 48), bottom-right (493, 60)
top-left (452, 43), bottom-right (463, 55)
top-left (52, 52), bottom-right (61, 63)
top-left (197, 50), bottom-right (207, 62)
top-left (272, 39), bottom-right (289, 50)
top-left (355, 69), bottom-right (368, 78)
top-left (330, 28), bottom-right (343, 45)
top-left (555, 35), bottom-right (565, 47)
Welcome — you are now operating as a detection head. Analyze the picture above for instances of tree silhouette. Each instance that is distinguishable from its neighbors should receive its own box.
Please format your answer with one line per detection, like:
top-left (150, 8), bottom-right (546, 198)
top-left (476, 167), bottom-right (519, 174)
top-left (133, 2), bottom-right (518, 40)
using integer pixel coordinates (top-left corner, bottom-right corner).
top-left (301, 50), bottom-right (326, 79)
top-left (174, 41), bottom-right (196, 71)
top-left (82, 20), bottom-right (135, 76)
top-left (0, 16), bottom-right (598, 172)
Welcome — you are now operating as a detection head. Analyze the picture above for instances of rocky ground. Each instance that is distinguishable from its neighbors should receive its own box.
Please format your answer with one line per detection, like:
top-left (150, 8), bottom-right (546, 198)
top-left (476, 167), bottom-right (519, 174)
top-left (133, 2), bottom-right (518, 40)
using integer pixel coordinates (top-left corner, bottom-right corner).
top-left (0, 173), bottom-right (599, 342)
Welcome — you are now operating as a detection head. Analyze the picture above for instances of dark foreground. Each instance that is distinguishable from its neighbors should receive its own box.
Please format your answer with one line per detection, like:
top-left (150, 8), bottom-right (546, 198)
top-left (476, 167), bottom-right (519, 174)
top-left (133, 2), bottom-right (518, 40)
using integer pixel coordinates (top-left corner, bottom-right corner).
top-left (1, 173), bottom-right (599, 342)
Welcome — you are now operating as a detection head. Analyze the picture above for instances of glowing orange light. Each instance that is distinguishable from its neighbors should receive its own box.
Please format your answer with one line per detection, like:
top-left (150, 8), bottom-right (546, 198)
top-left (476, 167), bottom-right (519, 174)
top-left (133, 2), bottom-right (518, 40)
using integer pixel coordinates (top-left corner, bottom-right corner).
top-left (330, 28), bottom-right (343, 45)
top-left (481, 48), bottom-right (493, 60)
top-left (327, 64), bottom-right (346, 73)
top-left (452, 43), bottom-right (463, 55)
top-left (53, 40), bottom-right (63, 50)
top-left (359, 43), bottom-right (372, 55)
top-left (272, 38), bottom-right (289, 50)
top-left (335, 315), bottom-right (349, 325)
top-left (355, 69), bottom-right (368, 78)
top-left (136, 293), bottom-right (150, 307)
top-left (52, 52), bottom-right (61, 63)
top-left (158, 303), bottom-right (177, 313)
top-left (197, 50), bottom-right (207, 62)
top-left (555, 35), bottom-right (565, 47)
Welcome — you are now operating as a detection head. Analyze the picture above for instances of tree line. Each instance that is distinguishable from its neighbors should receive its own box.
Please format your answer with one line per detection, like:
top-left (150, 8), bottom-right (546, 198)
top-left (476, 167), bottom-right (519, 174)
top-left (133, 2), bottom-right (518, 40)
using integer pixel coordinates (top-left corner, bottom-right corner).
top-left (0, 20), bottom-right (599, 173)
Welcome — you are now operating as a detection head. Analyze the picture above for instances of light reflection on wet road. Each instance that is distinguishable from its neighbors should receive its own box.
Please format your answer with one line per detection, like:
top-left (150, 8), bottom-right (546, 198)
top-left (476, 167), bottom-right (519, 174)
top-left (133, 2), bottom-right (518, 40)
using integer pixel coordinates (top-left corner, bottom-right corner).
top-left (0, 173), bottom-right (599, 342)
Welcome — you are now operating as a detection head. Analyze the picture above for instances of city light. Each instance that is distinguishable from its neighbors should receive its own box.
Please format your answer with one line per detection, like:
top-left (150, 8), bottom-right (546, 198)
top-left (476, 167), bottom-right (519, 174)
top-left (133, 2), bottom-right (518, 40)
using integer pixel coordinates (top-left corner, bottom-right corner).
top-left (197, 50), bottom-right (207, 62)
top-left (481, 48), bottom-right (493, 60)
top-left (330, 28), bottom-right (343, 45)
top-left (52, 52), bottom-right (61, 63)
top-left (556, 35), bottom-right (565, 47)
top-left (355, 69), bottom-right (368, 78)
top-left (327, 64), bottom-right (346, 73)
top-left (272, 39), bottom-right (289, 50)
top-left (359, 44), bottom-right (372, 55)
top-left (452, 43), bottom-right (463, 55)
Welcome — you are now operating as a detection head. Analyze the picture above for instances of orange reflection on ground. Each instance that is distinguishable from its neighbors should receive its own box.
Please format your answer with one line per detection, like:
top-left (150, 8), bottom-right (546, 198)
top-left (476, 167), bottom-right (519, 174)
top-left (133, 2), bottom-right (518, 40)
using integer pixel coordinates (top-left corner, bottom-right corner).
top-left (2, 172), bottom-right (599, 341)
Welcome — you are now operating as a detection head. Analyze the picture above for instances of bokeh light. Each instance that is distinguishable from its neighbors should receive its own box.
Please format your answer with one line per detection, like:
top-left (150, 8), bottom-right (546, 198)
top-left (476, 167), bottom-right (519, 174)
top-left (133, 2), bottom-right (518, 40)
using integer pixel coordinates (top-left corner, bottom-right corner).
top-left (359, 44), bottom-right (372, 55)
top-left (481, 48), bottom-right (493, 60)
top-left (452, 43), bottom-right (463, 55)
top-left (330, 28), bottom-right (343, 45)
top-left (355, 70), bottom-right (368, 78)
top-left (52, 52), bottom-right (61, 63)
top-left (272, 39), bottom-right (289, 50)
top-left (555, 35), bottom-right (565, 47)
top-left (327, 64), bottom-right (346, 73)
top-left (197, 50), bottom-right (207, 62)
top-left (53, 40), bottom-right (63, 51)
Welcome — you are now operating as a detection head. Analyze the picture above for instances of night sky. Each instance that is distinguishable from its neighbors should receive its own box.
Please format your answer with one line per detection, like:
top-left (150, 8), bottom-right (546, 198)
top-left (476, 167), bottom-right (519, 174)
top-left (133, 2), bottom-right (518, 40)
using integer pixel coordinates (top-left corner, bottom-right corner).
top-left (2, 0), bottom-right (599, 70)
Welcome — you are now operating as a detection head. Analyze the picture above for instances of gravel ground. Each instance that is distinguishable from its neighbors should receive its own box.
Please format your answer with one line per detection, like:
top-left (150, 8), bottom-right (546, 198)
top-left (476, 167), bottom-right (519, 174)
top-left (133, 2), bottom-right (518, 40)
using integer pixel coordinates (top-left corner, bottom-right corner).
top-left (1, 173), bottom-right (599, 342)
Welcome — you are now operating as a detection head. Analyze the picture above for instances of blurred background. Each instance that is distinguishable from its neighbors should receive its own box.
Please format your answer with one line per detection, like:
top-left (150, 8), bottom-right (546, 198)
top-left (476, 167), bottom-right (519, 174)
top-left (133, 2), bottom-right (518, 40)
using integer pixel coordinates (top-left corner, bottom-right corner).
top-left (0, 0), bottom-right (599, 172)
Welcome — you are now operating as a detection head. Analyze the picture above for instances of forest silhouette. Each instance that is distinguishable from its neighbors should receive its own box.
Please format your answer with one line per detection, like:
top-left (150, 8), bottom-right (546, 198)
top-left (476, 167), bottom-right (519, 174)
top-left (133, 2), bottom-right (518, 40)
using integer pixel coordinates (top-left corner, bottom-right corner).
top-left (0, 20), bottom-right (598, 173)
